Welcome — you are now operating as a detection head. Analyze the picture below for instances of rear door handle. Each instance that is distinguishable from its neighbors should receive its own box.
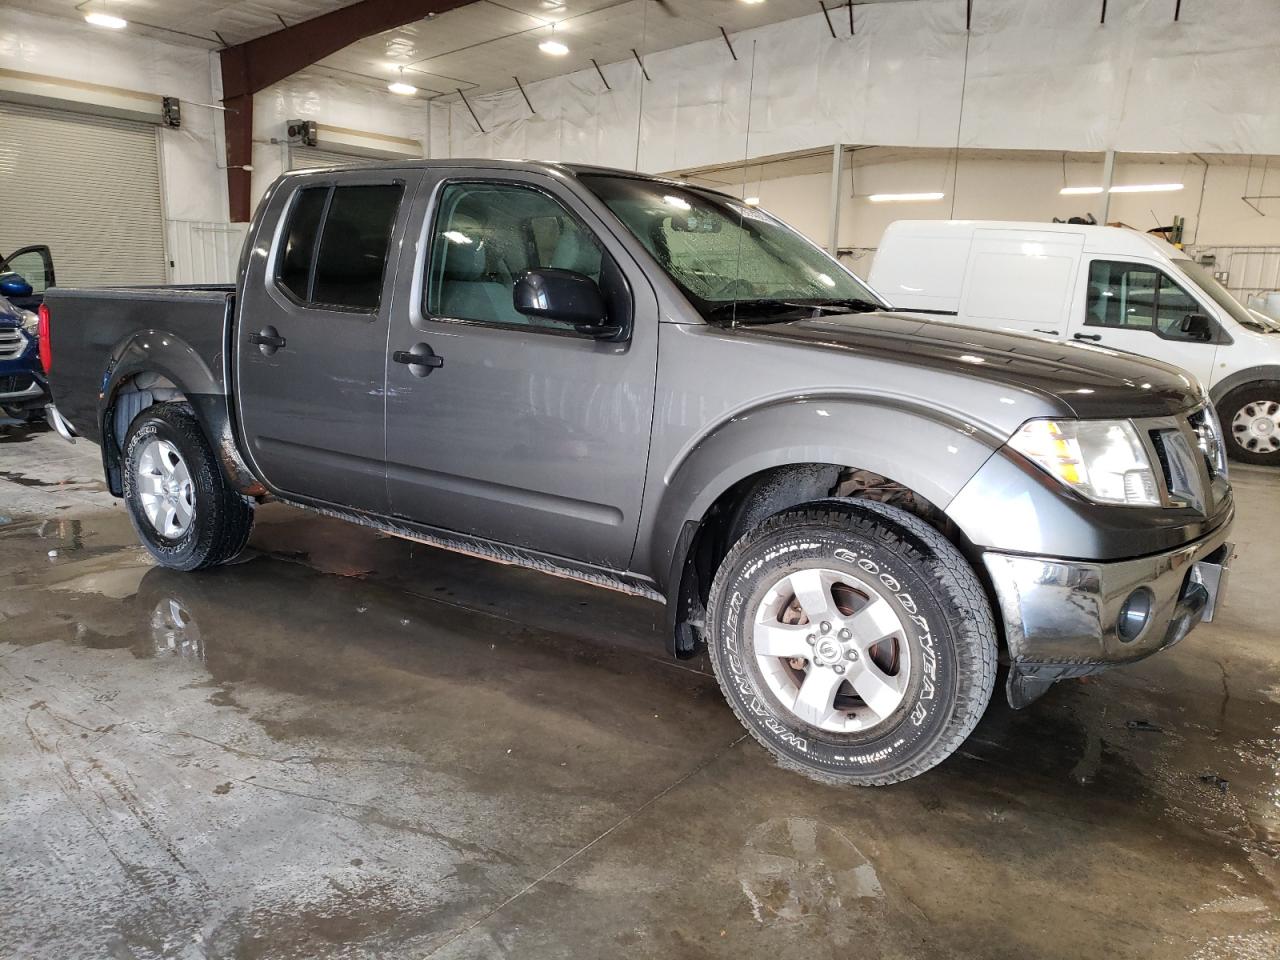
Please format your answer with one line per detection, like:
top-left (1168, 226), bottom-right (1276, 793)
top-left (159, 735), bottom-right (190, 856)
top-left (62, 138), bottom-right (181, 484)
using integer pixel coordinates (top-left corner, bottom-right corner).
top-left (249, 326), bottom-right (285, 355)
top-left (1073, 332), bottom-right (1102, 342)
top-left (393, 343), bottom-right (444, 377)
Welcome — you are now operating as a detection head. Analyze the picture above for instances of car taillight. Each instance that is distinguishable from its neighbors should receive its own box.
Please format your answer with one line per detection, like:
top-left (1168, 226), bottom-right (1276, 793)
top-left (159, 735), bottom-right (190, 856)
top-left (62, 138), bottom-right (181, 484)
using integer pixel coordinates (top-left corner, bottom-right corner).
top-left (37, 303), bottom-right (51, 373)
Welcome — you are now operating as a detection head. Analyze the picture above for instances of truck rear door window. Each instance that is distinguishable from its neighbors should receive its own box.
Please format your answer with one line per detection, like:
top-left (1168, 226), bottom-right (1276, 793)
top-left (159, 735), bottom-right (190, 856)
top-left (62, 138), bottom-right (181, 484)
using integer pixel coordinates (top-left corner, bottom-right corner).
top-left (276, 182), bottom-right (404, 311)
top-left (278, 187), bottom-right (327, 302)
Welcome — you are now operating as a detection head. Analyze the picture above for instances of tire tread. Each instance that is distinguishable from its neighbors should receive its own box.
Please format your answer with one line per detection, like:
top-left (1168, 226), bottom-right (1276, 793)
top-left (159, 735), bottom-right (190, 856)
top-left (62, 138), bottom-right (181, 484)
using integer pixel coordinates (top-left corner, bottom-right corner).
top-left (706, 498), bottom-right (998, 786)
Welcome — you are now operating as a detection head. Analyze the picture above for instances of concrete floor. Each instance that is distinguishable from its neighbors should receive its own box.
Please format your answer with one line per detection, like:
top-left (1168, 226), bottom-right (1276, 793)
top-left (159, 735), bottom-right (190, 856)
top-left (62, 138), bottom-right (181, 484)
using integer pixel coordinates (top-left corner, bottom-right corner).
top-left (2, 418), bottom-right (1279, 960)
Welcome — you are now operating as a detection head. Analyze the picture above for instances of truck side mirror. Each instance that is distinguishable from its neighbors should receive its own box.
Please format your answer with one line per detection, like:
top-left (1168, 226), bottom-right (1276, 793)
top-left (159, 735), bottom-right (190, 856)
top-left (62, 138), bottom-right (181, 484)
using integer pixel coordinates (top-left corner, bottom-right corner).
top-left (1180, 312), bottom-right (1214, 342)
top-left (513, 268), bottom-right (620, 338)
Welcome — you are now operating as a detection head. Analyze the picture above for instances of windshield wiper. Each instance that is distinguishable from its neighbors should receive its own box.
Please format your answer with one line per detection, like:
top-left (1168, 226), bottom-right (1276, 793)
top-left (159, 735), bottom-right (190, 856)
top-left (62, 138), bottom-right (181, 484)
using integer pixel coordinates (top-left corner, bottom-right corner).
top-left (707, 297), bottom-right (885, 325)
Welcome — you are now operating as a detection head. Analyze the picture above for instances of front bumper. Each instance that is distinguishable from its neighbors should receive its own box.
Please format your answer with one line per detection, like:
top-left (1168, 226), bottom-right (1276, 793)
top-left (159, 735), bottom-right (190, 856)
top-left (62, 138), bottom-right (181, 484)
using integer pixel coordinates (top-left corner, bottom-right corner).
top-left (983, 515), bottom-right (1235, 708)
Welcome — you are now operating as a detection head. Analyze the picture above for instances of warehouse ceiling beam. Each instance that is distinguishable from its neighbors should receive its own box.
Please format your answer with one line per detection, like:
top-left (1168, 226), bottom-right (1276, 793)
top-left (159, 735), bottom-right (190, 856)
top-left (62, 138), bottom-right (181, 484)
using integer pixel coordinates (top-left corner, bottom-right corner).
top-left (218, 0), bottom-right (477, 221)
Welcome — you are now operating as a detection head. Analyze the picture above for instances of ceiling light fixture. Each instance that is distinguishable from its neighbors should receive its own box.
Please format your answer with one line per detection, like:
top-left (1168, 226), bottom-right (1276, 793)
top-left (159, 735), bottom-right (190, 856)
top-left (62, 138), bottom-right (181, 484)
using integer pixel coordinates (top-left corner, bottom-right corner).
top-left (1108, 182), bottom-right (1184, 194)
top-left (740, 0), bottom-right (767, 5)
top-left (388, 68), bottom-right (417, 96)
top-left (867, 192), bottom-right (945, 203)
top-left (540, 22), bottom-right (569, 56)
top-left (744, 196), bottom-right (760, 206)
top-left (1059, 183), bottom-right (1184, 195)
top-left (85, 11), bottom-right (127, 28)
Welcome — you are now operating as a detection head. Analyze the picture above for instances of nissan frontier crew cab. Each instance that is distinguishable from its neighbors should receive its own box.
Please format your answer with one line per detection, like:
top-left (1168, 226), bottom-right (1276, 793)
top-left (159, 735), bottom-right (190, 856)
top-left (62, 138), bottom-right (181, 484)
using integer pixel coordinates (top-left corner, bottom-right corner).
top-left (41, 160), bottom-right (1234, 785)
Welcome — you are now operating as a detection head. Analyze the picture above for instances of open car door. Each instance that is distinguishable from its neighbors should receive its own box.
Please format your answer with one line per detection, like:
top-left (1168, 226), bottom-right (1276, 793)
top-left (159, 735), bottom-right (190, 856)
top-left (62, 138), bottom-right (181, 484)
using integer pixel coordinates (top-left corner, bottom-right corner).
top-left (0, 245), bottom-right (56, 308)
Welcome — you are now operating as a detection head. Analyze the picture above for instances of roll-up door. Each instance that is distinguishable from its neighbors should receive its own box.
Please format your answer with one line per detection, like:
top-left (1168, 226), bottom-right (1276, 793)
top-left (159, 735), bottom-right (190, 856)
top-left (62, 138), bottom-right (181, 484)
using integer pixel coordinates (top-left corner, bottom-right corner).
top-left (288, 146), bottom-right (372, 170)
top-left (0, 100), bottom-right (167, 286)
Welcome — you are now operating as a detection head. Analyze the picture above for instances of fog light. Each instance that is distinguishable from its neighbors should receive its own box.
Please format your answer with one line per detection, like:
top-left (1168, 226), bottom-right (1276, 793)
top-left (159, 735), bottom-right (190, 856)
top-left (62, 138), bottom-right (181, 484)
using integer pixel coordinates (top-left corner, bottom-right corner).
top-left (1117, 588), bottom-right (1153, 642)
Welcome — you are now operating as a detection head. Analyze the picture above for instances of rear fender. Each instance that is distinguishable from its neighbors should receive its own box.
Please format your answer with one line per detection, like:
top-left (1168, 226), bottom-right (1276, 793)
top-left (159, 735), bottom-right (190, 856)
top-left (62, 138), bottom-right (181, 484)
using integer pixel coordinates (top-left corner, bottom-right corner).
top-left (99, 331), bottom-right (259, 496)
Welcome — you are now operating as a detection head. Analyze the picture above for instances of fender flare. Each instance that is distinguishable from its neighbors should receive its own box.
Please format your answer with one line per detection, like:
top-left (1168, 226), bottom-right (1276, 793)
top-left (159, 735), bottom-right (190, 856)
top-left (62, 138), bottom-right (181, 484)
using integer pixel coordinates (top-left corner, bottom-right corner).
top-left (1209, 366), bottom-right (1280, 406)
top-left (99, 330), bottom-right (259, 496)
top-left (640, 396), bottom-right (1002, 593)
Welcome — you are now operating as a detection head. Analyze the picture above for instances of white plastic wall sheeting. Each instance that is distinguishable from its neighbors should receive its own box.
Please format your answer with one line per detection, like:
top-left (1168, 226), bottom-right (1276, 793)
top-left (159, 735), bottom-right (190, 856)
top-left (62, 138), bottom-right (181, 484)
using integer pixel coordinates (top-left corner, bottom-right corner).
top-left (443, 0), bottom-right (1280, 171)
top-left (252, 73), bottom-right (431, 207)
top-left (0, 8), bottom-right (226, 224)
top-left (1189, 246), bottom-right (1280, 300)
top-left (165, 221), bottom-right (249, 285)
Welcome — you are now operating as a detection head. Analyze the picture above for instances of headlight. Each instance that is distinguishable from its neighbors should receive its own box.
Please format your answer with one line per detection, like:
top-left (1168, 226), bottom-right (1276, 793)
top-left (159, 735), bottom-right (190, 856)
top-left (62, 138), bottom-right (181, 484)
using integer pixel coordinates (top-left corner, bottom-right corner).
top-left (18, 308), bottom-right (38, 335)
top-left (1009, 419), bottom-right (1160, 506)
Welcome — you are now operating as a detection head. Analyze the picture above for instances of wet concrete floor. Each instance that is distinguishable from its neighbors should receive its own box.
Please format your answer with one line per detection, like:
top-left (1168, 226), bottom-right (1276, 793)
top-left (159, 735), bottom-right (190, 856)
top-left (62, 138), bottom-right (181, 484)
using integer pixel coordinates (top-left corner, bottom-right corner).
top-left (2, 420), bottom-right (1279, 959)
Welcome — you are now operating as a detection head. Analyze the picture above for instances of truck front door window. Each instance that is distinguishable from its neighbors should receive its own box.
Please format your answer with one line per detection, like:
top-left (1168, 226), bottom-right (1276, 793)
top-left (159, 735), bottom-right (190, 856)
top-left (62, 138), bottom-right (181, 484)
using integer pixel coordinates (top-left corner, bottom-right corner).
top-left (426, 182), bottom-right (604, 331)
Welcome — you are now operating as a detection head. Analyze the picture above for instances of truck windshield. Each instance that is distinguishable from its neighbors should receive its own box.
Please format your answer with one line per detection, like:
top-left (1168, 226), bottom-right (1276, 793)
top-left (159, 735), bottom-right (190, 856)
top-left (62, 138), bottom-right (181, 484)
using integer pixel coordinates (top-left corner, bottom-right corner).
top-left (579, 174), bottom-right (884, 325)
top-left (1178, 259), bottom-right (1280, 333)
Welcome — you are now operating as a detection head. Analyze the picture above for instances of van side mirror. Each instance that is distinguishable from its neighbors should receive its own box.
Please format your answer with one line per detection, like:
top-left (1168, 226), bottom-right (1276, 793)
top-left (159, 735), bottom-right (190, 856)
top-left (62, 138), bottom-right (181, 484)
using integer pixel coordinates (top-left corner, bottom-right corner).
top-left (513, 268), bottom-right (620, 338)
top-left (1179, 312), bottom-right (1214, 342)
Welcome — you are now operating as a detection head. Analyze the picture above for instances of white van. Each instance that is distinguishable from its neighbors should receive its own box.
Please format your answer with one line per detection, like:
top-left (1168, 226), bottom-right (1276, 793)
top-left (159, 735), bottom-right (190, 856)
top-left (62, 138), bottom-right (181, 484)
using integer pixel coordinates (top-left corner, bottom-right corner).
top-left (869, 220), bottom-right (1280, 466)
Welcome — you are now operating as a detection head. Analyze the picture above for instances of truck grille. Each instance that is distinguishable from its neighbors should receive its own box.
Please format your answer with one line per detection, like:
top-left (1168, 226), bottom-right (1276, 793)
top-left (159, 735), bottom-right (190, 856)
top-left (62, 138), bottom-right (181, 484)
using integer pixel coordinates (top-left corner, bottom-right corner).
top-left (0, 328), bottom-right (25, 360)
top-left (1145, 405), bottom-right (1229, 514)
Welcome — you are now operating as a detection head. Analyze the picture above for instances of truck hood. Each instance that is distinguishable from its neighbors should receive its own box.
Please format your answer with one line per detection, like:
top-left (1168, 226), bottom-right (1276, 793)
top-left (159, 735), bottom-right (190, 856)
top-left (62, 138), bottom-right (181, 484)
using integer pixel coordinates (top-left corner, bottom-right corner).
top-left (735, 311), bottom-right (1201, 419)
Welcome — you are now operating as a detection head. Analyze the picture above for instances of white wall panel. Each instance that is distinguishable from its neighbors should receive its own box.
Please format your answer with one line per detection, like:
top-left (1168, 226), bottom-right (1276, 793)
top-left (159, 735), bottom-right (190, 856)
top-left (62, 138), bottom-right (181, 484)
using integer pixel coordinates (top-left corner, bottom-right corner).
top-left (165, 221), bottom-right (249, 285)
top-left (443, 0), bottom-right (1280, 171)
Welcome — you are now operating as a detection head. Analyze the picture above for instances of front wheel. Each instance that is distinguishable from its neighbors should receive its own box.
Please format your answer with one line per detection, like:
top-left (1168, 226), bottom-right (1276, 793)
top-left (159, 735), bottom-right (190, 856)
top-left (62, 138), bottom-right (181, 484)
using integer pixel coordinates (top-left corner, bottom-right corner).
top-left (1218, 382), bottom-right (1280, 466)
top-left (122, 402), bottom-right (255, 571)
top-left (706, 500), bottom-right (997, 785)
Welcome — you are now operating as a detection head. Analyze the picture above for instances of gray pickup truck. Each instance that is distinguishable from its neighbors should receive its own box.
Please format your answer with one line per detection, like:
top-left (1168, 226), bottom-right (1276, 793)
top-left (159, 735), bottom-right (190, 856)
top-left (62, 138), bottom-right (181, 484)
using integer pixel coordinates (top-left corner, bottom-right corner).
top-left (42, 160), bottom-right (1234, 785)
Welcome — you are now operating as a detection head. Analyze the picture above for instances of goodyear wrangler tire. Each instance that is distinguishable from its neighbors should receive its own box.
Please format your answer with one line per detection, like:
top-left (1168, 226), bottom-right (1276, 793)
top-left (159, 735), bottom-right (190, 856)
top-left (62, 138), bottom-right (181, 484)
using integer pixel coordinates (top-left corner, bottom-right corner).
top-left (705, 499), bottom-right (997, 785)
top-left (122, 402), bottom-right (255, 572)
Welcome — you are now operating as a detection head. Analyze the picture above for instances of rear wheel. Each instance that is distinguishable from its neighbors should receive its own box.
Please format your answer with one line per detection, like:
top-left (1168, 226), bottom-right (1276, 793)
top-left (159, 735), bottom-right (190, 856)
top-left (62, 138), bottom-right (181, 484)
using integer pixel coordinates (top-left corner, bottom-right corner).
top-left (122, 402), bottom-right (254, 571)
top-left (705, 499), bottom-right (997, 785)
top-left (1219, 382), bottom-right (1280, 466)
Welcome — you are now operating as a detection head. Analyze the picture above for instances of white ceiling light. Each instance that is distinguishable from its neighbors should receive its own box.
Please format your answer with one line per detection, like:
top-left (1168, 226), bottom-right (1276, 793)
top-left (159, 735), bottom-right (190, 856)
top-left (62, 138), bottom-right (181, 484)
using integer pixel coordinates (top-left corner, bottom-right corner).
top-left (1109, 182), bottom-right (1184, 194)
top-left (867, 192), bottom-right (945, 203)
top-left (539, 38), bottom-right (569, 55)
top-left (1059, 183), bottom-right (1184, 195)
top-left (744, 196), bottom-right (760, 206)
top-left (740, 0), bottom-right (767, 5)
top-left (388, 68), bottom-right (417, 96)
top-left (85, 11), bottom-right (127, 28)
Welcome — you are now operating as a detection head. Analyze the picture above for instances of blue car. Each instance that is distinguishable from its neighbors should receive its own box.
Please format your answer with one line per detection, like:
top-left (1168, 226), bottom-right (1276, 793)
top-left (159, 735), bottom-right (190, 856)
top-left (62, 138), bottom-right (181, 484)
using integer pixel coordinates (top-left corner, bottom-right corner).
top-left (0, 293), bottom-right (47, 423)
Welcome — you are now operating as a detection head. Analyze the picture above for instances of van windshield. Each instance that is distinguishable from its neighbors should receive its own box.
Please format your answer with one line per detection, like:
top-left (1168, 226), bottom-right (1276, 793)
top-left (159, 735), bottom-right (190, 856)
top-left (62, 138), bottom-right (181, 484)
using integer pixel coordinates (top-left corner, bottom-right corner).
top-left (1178, 259), bottom-right (1280, 333)
top-left (579, 174), bottom-right (884, 325)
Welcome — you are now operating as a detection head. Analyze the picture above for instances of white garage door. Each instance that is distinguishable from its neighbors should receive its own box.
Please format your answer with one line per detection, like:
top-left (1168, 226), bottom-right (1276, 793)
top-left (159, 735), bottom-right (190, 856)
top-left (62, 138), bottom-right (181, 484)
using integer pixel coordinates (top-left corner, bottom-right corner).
top-left (289, 146), bottom-right (372, 170)
top-left (0, 100), bottom-right (167, 287)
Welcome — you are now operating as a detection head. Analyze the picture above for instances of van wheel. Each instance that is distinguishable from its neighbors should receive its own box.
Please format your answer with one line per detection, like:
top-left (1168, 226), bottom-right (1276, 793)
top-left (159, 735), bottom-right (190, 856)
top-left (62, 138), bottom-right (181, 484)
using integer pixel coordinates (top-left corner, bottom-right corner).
top-left (705, 499), bottom-right (997, 786)
top-left (1218, 382), bottom-right (1280, 466)
top-left (122, 403), bottom-right (254, 571)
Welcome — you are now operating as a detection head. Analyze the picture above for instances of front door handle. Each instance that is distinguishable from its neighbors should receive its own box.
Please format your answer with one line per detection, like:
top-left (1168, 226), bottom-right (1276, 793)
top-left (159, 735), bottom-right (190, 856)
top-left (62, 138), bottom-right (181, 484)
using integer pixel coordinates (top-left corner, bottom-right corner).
top-left (393, 343), bottom-right (444, 377)
top-left (249, 326), bottom-right (286, 356)
top-left (1073, 332), bottom-right (1102, 342)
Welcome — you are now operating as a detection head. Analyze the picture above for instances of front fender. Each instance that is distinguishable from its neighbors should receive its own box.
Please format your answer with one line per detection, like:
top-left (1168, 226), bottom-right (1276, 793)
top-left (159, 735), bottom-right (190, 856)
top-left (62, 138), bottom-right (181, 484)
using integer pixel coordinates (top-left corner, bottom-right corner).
top-left (638, 396), bottom-right (1001, 587)
top-left (100, 331), bottom-right (258, 495)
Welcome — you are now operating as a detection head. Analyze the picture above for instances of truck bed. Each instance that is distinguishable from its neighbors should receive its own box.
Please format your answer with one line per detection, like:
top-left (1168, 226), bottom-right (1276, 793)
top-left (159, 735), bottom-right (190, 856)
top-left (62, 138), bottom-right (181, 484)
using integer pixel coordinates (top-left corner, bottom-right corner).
top-left (43, 284), bottom-right (235, 446)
